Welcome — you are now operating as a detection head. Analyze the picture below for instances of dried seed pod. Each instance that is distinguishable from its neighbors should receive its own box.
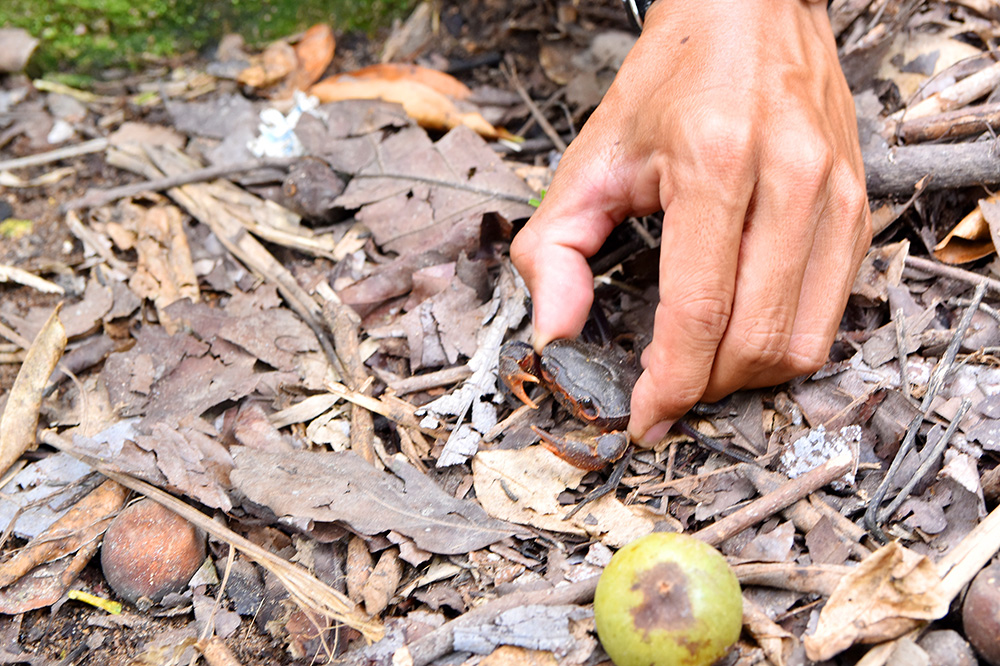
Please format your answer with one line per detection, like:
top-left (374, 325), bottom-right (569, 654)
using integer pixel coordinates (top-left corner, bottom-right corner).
top-left (963, 560), bottom-right (1000, 666)
top-left (101, 498), bottom-right (206, 605)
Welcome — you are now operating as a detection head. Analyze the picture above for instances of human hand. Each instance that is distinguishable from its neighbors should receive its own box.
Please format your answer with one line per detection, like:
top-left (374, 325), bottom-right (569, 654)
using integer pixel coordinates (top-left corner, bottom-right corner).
top-left (509, 0), bottom-right (872, 445)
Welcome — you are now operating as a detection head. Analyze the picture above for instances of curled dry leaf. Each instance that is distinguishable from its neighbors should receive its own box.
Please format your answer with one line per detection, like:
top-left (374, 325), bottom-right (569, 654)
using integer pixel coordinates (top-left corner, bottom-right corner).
top-left (933, 193), bottom-right (1000, 264)
top-left (310, 76), bottom-right (503, 138)
top-left (344, 63), bottom-right (472, 99)
top-left (804, 542), bottom-right (948, 661)
top-left (0, 305), bottom-right (66, 477)
top-left (0, 479), bottom-right (127, 589)
top-left (237, 40), bottom-right (297, 89)
top-left (346, 536), bottom-right (374, 604)
top-left (362, 547), bottom-right (402, 616)
top-left (291, 24), bottom-right (335, 90)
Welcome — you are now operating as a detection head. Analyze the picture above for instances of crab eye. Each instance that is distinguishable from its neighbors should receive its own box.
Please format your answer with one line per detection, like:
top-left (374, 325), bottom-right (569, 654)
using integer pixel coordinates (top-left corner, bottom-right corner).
top-left (576, 396), bottom-right (598, 419)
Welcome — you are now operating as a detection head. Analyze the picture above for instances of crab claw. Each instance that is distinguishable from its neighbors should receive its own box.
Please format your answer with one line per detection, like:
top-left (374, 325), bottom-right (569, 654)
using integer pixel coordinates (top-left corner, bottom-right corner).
top-left (499, 340), bottom-right (542, 409)
top-left (532, 426), bottom-right (629, 471)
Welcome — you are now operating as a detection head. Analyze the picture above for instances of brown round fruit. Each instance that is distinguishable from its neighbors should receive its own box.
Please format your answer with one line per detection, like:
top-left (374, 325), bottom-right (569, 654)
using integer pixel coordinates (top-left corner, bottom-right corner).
top-left (594, 532), bottom-right (742, 666)
top-left (962, 560), bottom-right (1000, 666)
top-left (101, 498), bottom-right (206, 605)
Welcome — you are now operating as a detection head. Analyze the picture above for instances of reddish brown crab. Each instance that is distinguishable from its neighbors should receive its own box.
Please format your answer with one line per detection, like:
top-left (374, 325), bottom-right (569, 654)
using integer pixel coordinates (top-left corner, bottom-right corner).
top-left (498, 339), bottom-right (640, 470)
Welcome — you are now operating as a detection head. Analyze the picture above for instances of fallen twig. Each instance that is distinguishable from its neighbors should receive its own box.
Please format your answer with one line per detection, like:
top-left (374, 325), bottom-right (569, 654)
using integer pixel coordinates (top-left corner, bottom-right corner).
top-left (61, 156), bottom-right (298, 212)
top-left (0, 137), bottom-right (108, 172)
top-left (693, 453), bottom-right (854, 547)
top-left (864, 140), bottom-right (1000, 197)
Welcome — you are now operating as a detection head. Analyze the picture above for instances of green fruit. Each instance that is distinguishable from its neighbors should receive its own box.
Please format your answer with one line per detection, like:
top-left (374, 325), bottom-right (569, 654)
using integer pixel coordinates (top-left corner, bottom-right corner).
top-left (594, 533), bottom-right (742, 666)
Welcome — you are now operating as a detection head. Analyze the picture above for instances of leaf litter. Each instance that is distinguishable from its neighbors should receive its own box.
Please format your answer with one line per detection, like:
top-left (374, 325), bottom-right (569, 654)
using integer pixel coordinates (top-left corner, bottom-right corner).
top-left (3, 1), bottom-right (1000, 664)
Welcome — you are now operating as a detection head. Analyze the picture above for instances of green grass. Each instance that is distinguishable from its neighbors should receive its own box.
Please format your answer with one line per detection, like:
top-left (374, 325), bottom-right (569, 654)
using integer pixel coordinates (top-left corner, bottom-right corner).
top-left (1, 0), bottom-right (416, 76)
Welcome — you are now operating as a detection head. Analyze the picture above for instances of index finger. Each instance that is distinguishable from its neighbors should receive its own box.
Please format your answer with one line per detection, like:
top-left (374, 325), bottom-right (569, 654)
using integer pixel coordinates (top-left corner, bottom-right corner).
top-left (510, 148), bottom-right (629, 348)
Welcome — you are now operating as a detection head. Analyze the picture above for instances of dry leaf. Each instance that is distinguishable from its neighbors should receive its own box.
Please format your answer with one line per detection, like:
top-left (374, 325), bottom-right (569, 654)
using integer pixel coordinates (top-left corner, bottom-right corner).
top-left (804, 542), bottom-right (948, 661)
top-left (0, 306), bottom-right (66, 477)
top-left (344, 63), bottom-right (472, 99)
top-left (310, 76), bottom-right (502, 138)
top-left (237, 40), bottom-right (297, 89)
top-left (291, 24), bottom-right (335, 90)
top-left (128, 205), bottom-right (199, 334)
top-left (934, 193), bottom-right (1000, 264)
top-left (0, 479), bottom-right (127, 588)
top-left (852, 240), bottom-right (909, 302)
top-left (362, 547), bottom-right (402, 616)
top-left (346, 536), bottom-right (373, 604)
top-left (230, 448), bottom-right (524, 553)
top-left (472, 447), bottom-right (655, 546)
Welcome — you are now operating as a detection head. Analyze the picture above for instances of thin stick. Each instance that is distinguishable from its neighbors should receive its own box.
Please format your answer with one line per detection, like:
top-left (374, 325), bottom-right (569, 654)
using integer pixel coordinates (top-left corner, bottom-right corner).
top-left (502, 58), bottom-right (567, 152)
top-left (0, 138), bottom-right (108, 172)
top-left (879, 398), bottom-right (971, 523)
top-left (892, 307), bottom-right (910, 401)
top-left (61, 156), bottom-right (298, 212)
top-left (388, 364), bottom-right (472, 395)
top-left (693, 454), bottom-right (853, 547)
top-left (905, 255), bottom-right (1000, 294)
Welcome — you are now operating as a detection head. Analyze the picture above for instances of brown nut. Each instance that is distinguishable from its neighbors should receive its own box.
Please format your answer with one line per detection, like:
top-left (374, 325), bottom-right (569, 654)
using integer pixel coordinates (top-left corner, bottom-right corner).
top-left (917, 629), bottom-right (977, 666)
top-left (962, 560), bottom-right (1000, 666)
top-left (101, 498), bottom-right (206, 605)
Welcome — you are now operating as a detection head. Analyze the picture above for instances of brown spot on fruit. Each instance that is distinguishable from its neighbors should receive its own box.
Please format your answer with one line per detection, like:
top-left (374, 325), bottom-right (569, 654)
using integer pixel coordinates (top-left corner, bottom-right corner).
top-left (594, 533), bottom-right (742, 666)
top-left (630, 561), bottom-right (695, 639)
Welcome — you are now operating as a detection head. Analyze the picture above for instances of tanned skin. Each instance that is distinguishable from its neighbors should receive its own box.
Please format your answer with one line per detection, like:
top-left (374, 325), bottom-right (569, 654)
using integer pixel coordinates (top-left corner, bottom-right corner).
top-left (511, 0), bottom-right (872, 445)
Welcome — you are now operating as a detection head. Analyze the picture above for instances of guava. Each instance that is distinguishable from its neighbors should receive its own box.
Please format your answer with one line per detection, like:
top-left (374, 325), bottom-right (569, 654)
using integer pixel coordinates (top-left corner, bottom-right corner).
top-left (594, 532), bottom-right (742, 666)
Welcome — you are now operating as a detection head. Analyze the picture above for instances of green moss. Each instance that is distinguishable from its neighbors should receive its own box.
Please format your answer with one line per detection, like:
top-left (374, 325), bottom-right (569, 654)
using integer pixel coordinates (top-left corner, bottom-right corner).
top-left (0, 0), bottom-right (416, 75)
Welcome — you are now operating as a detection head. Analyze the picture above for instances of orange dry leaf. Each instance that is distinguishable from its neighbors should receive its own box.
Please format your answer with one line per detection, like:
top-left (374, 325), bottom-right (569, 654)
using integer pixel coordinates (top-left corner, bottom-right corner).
top-left (291, 24), bottom-right (336, 89)
top-left (933, 192), bottom-right (1000, 264)
top-left (237, 40), bottom-right (297, 89)
top-left (310, 76), bottom-right (505, 139)
top-left (0, 480), bottom-right (128, 588)
top-left (344, 63), bottom-right (472, 99)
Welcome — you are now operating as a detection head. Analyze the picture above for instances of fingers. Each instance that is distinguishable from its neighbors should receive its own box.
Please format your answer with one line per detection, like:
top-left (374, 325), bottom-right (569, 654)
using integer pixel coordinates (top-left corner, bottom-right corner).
top-left (700, 124), bottom-right (831, 402)
top-left (510, 133), bottom-right (633, 349)
top-left (628, 150), bottom-right (755, 442)
top-left (750, 161), bottom-right (872, 388)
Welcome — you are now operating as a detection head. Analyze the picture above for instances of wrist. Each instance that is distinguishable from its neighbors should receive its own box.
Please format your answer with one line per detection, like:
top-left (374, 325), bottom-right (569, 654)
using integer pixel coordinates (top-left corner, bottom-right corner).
top-left (624, 0), bottom-right (827, 29)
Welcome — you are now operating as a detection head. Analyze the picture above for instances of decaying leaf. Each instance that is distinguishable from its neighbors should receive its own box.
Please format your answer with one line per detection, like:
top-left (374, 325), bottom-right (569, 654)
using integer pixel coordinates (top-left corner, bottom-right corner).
top-left (0, 306), bottom-right (66, 477)
top-left (934, 193), bottom-right (1000, 264)
top-left (230, 447), bottom-right (524, 553)
top-left (310, 76), bottom-right (503, 138)
top-left (804, 542), bottom-right (948, 661)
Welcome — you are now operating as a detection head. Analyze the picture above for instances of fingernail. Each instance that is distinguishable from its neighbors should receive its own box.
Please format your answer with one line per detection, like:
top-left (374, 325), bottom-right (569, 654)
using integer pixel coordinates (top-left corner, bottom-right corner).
top-left (638, 420), bottom-right (674, 446)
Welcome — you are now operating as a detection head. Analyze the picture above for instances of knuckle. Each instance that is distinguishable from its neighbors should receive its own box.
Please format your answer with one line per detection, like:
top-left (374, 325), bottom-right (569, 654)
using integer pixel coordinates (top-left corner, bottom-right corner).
top-left (785, 334), bottom-right (833, 375)
top-left (732, 321), bottom-right (792, 369)
top-left (774, 135), bottom-right (833, 191)
top-left (691, 112), bottom-right (754, 171)
top-left (672, 293), bottom-right (733, 342)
